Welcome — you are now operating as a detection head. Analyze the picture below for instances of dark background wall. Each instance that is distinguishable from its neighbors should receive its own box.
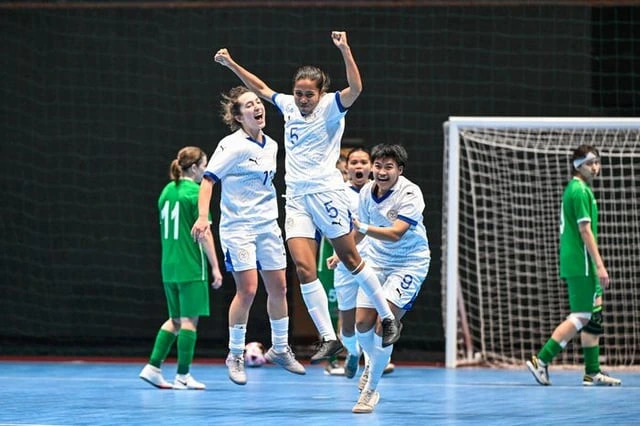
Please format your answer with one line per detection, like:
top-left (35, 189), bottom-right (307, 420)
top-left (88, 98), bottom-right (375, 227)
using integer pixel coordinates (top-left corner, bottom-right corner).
top-left (1, 2), bottom-right (637, 359)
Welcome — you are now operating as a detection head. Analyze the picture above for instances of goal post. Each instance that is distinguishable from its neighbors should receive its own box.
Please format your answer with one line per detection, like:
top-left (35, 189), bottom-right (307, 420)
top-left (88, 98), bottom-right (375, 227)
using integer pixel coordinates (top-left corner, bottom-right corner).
top-left (443, 117), bottom-right (640, 368)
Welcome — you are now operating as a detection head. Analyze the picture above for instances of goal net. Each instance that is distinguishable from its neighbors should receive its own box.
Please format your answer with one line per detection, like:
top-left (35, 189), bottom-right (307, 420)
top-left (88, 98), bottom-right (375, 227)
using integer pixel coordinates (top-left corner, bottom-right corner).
top-left (442, 117), bottom-right (640, 368)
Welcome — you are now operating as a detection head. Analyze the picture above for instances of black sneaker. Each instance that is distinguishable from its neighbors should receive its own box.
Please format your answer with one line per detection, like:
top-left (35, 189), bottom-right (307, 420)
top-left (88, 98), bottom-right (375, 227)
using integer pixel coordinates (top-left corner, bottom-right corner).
top-left (310, 339), bottom-right (343, 364)
top-left (381, 318), bottom-right (402, 347)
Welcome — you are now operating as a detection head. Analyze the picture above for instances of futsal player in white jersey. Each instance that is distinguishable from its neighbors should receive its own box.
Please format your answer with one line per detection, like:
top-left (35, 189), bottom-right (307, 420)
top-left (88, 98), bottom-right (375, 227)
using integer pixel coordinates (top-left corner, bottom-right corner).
top-left (213, 31), bottom-right (401, 363)
top-left (328, 147), bottom-right (373, 378)
top-left (191, 86), bottom-right (305, 386)
top-left (350, 144), bottom-right (430, 413)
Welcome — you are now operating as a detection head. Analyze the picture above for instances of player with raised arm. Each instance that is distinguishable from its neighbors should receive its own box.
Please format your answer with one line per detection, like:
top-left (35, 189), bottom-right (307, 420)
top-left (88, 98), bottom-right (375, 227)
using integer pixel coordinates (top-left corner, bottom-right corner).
top-left (526, 145), bottom-right (621, 387)
top-left (329, 144), bottom-right (430, 413)
top-left (213, 31), bottom-right (401, 363)
top-left (191, 87), bottom-right (305, 386)
top-left (139, 146), bottom-right (223, 390)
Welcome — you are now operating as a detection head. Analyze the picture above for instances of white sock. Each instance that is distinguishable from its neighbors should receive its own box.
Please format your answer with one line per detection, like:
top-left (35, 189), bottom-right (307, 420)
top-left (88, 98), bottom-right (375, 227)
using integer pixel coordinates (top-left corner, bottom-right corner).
top-left (300, 280), bottom-right (337, 340)
top-left (228, 324), bottom-right (246, 356)
top-left (270, 316), bottom-right (289, 353)
top-left (340, 332), bottom-right (361, 356)
top-left (356, 328), bottom-right (375, 364)
top-left (352, 264), bottom-right (394, 320)
top-left (365, 333), bottom-right (393, 391)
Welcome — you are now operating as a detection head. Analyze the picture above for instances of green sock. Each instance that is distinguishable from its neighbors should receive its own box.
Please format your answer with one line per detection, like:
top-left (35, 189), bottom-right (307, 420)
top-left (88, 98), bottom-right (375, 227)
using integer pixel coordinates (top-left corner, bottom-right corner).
top-left (177, 329), bottom-right (197, 375)
top-left (583, 346), bottom-right (600, 375)
top-left (538, 339), bottom-right (563, 365)
top-left (149, 329), bottom-right (176, 368)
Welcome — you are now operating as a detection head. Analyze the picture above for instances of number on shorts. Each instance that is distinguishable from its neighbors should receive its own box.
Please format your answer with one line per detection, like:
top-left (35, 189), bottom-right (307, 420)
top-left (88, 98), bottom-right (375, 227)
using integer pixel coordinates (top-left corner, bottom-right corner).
top-left (401, 274), bottom-right (413, 289)
top-left (323, 200), bottom-right (338, 218)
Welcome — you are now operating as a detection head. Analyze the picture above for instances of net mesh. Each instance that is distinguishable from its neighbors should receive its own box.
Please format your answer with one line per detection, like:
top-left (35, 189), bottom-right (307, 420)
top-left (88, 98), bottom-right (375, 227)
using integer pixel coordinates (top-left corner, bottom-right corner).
top-left (1, 3), bottom-right (638, 358)
top-left (443, 124), bottom-right (640, 367)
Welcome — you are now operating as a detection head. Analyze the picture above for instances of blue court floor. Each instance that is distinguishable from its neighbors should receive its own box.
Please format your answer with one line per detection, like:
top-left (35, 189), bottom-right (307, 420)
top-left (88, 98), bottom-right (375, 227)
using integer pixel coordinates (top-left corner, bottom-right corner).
top-left (0, 361), bottom-right (638, 426)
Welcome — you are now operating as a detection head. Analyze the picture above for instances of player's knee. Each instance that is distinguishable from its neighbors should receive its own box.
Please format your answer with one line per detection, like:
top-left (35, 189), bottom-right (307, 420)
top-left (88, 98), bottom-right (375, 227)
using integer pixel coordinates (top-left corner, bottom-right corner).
top-left (582, 310), bottom-right (604, 335)
top-left (567, 312), bottom-right (591, 331)
top-left (294, 263), bottom-right (317, 283)
top-left (235, 286), bottom-right (257, 303)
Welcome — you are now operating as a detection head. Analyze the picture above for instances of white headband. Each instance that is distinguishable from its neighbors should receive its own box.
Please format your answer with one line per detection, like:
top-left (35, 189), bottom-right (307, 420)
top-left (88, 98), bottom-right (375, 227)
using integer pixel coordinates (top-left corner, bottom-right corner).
top-left (573, 151), bottom-right (598, 170)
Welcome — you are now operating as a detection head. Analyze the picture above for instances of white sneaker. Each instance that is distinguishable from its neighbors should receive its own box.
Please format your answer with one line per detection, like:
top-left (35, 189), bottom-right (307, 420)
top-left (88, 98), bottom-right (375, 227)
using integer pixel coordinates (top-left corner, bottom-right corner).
top-left (583, 371), bottom-right (622, 386)
top-left (226, 353), bottom-right (247, 385)
top-left (139, 364), bottom-right (173, 389)
top-left (526, 355), bottom-right (551, 386)
top-left (173, 373), bottom-right (205, 390)
top-left (358, 362), bottom-right (370, 391)
top-left (264, 346), bottom-right (306, 375)
top-left (352, 388), bottom-right (380, 414)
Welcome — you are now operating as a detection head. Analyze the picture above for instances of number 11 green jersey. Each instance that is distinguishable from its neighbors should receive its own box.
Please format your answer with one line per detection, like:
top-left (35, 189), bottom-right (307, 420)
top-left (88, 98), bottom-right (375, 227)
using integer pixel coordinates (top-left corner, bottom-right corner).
top-left (158, 179), bottom-right (209, 283)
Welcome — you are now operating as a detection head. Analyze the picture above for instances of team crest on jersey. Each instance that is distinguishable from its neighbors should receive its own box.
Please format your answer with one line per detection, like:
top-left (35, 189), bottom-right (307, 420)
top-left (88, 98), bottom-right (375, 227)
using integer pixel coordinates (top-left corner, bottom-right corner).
top-left (386, 209), bottom-right (398, 221)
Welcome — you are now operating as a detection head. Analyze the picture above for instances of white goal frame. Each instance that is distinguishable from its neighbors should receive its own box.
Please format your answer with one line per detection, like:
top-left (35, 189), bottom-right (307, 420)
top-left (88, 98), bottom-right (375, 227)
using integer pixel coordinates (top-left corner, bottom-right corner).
top-left (444, 116), bottom-right (640, 368)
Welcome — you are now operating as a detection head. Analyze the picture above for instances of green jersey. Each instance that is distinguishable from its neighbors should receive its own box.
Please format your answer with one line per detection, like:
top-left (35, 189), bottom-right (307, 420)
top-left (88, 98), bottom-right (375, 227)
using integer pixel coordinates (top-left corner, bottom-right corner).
top-left (158, 179), bottom-right (208, 283)
top-left (559, 177), bottom-right (598, 278)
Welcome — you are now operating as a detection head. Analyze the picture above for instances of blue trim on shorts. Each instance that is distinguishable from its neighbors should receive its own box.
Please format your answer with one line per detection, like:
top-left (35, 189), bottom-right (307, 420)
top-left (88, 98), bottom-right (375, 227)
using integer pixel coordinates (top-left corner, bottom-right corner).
top-left (224, 248), bottom-right (234, 272)
top-left (314, 229), bottom-right (322, 244)
top-left (402, 289), bottom-right (420, 311)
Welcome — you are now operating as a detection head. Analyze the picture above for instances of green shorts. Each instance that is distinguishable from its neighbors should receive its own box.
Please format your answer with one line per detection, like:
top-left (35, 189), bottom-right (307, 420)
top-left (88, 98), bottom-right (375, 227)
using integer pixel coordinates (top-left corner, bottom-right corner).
top-left (163, 280), bottom-right (210, 318)
top-left (564, 275), bottom-right (598, 313)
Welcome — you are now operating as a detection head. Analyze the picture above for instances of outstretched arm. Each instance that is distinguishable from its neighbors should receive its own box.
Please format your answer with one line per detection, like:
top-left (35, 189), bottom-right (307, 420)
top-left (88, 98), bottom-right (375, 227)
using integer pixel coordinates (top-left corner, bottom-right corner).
top-left (332, 31), bottom-right (362, 108)
top-left (214, 48), bottom-right (276, 103)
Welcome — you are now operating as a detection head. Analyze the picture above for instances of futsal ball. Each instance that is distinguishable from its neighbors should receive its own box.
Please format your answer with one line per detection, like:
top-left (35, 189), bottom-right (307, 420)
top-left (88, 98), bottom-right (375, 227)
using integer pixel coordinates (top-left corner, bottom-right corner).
top-left (245, 341), bottom-right (266, 367)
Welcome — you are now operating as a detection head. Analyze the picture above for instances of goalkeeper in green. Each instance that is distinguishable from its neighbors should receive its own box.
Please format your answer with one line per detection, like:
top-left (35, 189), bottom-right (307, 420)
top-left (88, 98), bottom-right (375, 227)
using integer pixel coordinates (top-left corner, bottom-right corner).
top-left (139, 146), bottom-right (223, 390)
top-left (526, 145), bottom-right (621, 386)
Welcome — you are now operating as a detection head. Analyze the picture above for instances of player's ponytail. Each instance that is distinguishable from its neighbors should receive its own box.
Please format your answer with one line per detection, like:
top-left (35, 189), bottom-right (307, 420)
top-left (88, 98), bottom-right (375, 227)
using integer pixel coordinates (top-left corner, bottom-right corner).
top-left (170, 146), bottom-right (204, 184)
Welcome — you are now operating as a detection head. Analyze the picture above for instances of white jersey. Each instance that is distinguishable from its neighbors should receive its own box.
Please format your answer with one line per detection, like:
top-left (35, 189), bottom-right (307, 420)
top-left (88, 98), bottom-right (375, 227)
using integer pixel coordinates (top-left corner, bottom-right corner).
top-left (336, 181), bottom-right (370, 275)
top-left (271, 91), bottom-right (346, 197)
top-left (359, 176), bottom-right (430, 268)
top-left (204, 129), bottom-right (279, 235)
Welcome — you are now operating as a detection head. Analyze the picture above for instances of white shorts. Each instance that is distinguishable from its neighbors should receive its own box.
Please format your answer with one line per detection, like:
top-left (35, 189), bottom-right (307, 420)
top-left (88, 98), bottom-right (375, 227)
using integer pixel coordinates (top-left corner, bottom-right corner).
top-left (220, 222), bottom-right (287, 272)
top-left (356, 259), bottom-right (430, 311)
top-left (334, 266), bottom-right (358, 311)
top-left (284, 190), bottom-right (352, 240)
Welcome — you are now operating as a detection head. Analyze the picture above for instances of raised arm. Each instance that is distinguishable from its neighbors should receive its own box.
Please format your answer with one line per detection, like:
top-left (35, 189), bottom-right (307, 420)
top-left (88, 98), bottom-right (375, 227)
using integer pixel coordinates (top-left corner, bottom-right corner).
top-left (214, 48), bottom-right (276, 103)
top-left (332, 31), bottom-right (362, 108)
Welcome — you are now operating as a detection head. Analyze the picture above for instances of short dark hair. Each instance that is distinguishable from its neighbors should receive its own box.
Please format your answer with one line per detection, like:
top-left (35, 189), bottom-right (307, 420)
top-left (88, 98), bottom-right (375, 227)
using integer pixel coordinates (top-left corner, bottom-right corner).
top-left (370, 144), bottom-right (407, 168)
